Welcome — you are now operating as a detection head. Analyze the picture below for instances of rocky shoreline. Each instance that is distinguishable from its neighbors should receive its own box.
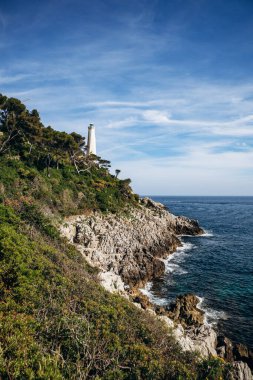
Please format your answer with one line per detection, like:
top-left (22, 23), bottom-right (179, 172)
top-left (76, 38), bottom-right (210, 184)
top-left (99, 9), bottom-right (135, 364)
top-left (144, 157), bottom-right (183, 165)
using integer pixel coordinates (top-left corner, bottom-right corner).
top-left (60, 197), bottom-right (252, 380)
top-left (60, 197), bottom-right (203, 290)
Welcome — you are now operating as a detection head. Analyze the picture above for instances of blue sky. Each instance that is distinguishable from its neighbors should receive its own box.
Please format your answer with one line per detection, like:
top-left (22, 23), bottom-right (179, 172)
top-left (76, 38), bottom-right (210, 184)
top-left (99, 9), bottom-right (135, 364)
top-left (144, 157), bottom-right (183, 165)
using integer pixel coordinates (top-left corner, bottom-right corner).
top-left (1, 0), bottom-right (253, 195)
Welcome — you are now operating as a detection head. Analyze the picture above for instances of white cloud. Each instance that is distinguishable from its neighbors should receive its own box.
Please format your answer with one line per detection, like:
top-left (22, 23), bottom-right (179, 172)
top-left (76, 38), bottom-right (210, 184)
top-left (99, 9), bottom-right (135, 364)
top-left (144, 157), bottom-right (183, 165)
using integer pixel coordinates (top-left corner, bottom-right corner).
top-left (1, 12), bottom-right (253, 196)
top-left (142, 110), bottom-right (172, 124)
top-left (0, 73), bottom-right (31, 85)
top-left (114, 149), bottom-right (253, 196)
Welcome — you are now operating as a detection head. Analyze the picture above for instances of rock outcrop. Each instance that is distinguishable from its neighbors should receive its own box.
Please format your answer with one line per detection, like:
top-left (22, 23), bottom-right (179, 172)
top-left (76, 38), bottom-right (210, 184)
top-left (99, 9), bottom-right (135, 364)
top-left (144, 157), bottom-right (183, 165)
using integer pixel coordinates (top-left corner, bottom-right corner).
top-left (131, 291), bottom-right (218, 357)
top-left (164, 296), bottom-right (253, 379)
top-left (233, 344), bottom-right (253, 371)
top-left (232, 362), bottom-right (253, 380)
top-left (60, 197), bottom-right (203, 289)
top-left (166, 294), bottom-right (205, 327)
top-left (217, 336), bottom-right (253, 372)
top-left (60, 198), bottom-right (252, 379)
top-left (160, 315), bottom-right (218, 357)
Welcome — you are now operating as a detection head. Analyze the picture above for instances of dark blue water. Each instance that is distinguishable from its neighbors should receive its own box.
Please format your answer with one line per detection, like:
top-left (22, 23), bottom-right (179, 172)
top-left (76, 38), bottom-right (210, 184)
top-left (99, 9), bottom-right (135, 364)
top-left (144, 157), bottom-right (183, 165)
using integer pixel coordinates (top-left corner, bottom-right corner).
top-left (148, 196), bottom-right (253, 349)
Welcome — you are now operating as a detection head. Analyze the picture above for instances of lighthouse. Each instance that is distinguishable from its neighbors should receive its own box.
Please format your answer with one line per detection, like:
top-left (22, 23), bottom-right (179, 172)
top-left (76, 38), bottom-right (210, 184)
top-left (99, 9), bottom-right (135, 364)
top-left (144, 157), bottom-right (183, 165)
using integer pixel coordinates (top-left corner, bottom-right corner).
top-left (87, 123), bottom-right (96, 155)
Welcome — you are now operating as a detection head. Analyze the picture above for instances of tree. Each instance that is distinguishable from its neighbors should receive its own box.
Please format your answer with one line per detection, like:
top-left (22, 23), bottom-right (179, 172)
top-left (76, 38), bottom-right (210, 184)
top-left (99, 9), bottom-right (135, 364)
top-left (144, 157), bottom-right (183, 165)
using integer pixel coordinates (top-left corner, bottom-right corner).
top-left (119, 178), bottom-right (132, 197)
top-left (0, 95), bottom-right (24, 154)
top-left (98, 158), bottom-right (111, 170)
top-left (0, 94), bottom-right (114, 181)
top-left (0, 95), bottom-right (43, 156)
top-left (115, 169), bottom-right (121, 178)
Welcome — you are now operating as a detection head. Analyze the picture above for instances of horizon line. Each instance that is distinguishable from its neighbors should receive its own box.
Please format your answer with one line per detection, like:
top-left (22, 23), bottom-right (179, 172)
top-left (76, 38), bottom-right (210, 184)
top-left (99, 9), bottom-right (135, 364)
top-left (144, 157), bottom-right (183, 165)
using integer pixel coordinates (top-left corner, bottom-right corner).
top-left (142, 195), bottom-right (253, 197)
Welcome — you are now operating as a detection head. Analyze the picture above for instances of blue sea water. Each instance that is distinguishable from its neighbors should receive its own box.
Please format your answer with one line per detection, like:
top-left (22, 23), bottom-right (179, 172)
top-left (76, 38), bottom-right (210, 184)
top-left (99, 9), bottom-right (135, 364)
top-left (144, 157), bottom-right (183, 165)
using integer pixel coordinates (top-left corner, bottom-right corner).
top-left (146, 196), bottom-right (253, 349)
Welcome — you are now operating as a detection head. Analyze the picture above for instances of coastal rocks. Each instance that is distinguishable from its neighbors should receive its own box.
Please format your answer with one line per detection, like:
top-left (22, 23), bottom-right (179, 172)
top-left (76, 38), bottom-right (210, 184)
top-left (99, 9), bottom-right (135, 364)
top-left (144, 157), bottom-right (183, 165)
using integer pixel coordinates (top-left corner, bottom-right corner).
top-left (217, 336), bottom-right (253, 371)
top-left (60, 198), bottom-right (253, 379)
top-left (160, 315), bottom-right (218, 357)
top-left (233, 344), bottom-right (253, 370)
top-left (174, 215), bottom-right (203, 236)
top-left (167, 296), bottom-right (253, 377)
top-left (163, 294), bottom-right (217, 357)
top-left (167, 294), bottom-right (205, 327)
top-left (60, 198), bottom-right (203, 289)
top-left (140, 197), bottom-right (166, 210)
top-left (98, 271), bottom-right (126, 294)
top-left (132, 292), bottom-right (153, 310)
top-left (135, 292), bottom-right (218, 357)
top-left (232, 362), bottom-right (253, 380)
top-left (217, 335), bottom-right (235, 362)
top-left (185, 324), bottom-right (218, 357)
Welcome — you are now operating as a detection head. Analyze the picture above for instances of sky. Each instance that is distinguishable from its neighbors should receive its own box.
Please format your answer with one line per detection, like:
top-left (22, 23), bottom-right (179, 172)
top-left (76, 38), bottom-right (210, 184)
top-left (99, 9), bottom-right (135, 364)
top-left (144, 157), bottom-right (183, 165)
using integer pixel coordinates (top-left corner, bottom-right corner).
top-left (0, 0), bottom-right (253, 195)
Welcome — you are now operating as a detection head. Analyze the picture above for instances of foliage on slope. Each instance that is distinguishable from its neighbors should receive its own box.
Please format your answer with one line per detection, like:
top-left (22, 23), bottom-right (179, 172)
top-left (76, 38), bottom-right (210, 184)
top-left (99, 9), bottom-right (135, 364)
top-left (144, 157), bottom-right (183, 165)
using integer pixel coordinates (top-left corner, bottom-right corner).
top-left (0, 94), bottom-right (137, 214)
top-left (0, 203), bottom-right (232, 379)
top-left (0, 95), bottom-right (232, 379)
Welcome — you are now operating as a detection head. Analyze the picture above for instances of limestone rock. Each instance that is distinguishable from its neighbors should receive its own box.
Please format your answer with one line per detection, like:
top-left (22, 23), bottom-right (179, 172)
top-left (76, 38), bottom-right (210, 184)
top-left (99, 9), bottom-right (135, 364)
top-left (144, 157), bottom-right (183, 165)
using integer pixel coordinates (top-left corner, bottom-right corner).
top-left (60, 199), bottom-right (203, 288)
top-left (217, 336), bottom-right (253, 372)
top-left (233, 344), bottom-right (253, 370)
top-left (217, 335), bottom-right (234, 362)
top-left (99, 271), bottom-right (126, 294)
top-left (140, 197), bottom-right (167, 210)
top-left (174, 215), bottom-right (203, 236)
top-left (231, 361), bottom-right (253, 380)
top-left (185, 324), bottom-right (217, 357)
top-left (59, 198), bottom-right (253, 376)
top-left (160, 316), bottom-right (217, 357)
top-left (167, 294), bottom-right (205, 327)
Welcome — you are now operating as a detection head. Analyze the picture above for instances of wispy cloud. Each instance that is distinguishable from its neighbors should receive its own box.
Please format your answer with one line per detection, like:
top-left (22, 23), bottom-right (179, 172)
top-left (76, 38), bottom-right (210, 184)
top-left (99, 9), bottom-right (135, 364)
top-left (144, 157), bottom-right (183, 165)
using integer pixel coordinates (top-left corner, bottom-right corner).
top-left (0, 72), bottom-right (32, 85)
top-left (114, 148), bottom-right (253, 195)
top-left (1, 0), bottom-right (253, 194)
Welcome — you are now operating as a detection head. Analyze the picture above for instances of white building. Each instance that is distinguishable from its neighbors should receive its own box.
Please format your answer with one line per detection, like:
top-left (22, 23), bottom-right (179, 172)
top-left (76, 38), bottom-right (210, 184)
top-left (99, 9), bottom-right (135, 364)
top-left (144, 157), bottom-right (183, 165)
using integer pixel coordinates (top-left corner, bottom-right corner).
top-left (87, 123), bottom-right (96, 155)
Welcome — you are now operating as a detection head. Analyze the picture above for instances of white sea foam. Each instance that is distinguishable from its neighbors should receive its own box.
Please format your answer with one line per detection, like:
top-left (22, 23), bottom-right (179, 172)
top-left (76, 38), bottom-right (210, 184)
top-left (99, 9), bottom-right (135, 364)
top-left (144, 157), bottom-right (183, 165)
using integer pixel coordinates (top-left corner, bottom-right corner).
top-left (163, 241), bottom-right (196, 274)
top-left (204, 308), bottom-right (228, 323)
top-left (139, 241), bottom-right (196, 306)
top-left (139, 282), bottom-right (168, 306)
top-left (165, 263), bottom-right (188, 275)
top-left (197, 296), bottom-right (228, 326)
top-left (202, 230), bottom-right (214, 237)
top-left (180, 230), bottom-right (214, 237)
top-left (139, 281), bottom-right (152, 297)
top-left (177, 241), bottom-right (196, 252)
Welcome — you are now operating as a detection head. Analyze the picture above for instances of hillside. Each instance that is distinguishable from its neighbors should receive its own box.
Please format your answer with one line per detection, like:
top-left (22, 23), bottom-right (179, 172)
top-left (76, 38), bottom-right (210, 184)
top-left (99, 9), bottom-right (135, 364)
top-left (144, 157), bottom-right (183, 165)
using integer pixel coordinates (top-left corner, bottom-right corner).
top-left (0, 94), bottom-right (233, 379)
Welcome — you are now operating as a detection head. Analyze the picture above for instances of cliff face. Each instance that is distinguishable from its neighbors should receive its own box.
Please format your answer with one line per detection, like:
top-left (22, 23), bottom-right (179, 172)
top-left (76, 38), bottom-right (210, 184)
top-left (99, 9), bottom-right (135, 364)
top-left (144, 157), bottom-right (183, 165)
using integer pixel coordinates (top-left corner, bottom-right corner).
top-left (60, 197), bottom-right (253, 379)
top-left (60, 197), bottom-right (203, 290)
top-left (3, 95), bottom-right (251, 379)
top-left (60, 200), bottom-right (222, 360)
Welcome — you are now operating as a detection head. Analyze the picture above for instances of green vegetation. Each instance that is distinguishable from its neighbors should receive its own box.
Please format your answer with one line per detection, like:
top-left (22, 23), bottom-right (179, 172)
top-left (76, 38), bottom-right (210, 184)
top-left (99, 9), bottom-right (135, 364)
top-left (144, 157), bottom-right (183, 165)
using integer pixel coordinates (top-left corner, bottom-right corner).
top-left (0, 94), bottom-right (137, 215)
top-left (0, 95), bottom-right (232, 379)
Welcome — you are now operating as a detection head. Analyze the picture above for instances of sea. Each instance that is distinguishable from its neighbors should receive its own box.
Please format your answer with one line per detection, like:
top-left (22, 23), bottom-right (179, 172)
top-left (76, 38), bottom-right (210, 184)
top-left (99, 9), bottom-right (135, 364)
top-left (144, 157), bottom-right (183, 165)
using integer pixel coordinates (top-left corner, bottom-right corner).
top-left (142, 196), bottom-right (253, 350)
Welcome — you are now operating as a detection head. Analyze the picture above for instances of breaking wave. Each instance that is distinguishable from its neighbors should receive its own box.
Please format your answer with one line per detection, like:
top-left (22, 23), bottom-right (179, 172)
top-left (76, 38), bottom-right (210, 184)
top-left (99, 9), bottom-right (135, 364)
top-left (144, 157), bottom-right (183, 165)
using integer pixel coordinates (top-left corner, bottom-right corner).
top-left (140, 241), bottom-right (196, 306)
top-left (139, 282), bottom-right (168, 306)
top-left (163, 241), bottom-right (196, 275)
top-left (197, 296), bottom-right (228, 326)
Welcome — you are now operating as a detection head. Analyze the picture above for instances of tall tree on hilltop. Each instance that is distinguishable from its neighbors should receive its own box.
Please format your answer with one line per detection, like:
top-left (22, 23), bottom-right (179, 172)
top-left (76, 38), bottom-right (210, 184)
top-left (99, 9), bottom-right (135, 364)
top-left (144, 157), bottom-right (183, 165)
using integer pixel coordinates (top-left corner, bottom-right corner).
top-left (0, 94), bottom-right (43, 156)
top-left (115, 169), bottom-right (121, 178)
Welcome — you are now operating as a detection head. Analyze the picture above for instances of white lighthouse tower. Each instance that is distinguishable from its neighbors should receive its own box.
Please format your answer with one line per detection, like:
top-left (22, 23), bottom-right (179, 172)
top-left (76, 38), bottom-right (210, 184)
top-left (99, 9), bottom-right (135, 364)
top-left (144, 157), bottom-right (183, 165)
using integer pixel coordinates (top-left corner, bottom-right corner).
top-left (87, 123), bottom-right (96, 155)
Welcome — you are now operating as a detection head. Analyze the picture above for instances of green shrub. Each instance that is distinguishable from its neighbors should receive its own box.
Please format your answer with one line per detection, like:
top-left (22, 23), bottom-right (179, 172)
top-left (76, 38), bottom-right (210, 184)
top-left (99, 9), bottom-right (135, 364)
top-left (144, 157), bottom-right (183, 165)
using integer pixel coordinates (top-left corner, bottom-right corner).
top-left (197, 357), bottom-right (233, 379)
top-left (0, 203), bottom-right (20, 225)
top-left (0, 95), bottom-right (233, 379)
top-left (20, 203), bottom-right (59, 239)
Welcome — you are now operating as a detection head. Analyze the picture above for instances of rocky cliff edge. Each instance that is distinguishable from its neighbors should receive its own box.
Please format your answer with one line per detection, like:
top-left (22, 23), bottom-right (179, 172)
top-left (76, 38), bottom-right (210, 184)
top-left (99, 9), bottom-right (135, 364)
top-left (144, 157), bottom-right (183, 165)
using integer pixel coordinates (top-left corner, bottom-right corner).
top-left (60, 197), bottom-right (252, 379)
top-left (60, 197), bottom-right (203, 290)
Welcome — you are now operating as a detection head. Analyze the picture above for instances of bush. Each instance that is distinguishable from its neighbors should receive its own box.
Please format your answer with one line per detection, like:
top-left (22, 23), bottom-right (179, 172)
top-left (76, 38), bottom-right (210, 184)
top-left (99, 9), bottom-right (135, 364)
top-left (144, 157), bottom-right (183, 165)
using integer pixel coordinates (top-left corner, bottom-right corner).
top-left (0, 95), bottom-right (233, 379)
top-left (0, 203), bottom-right (204, 379)
top-left (20, 203), bottom-right (59, 239)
